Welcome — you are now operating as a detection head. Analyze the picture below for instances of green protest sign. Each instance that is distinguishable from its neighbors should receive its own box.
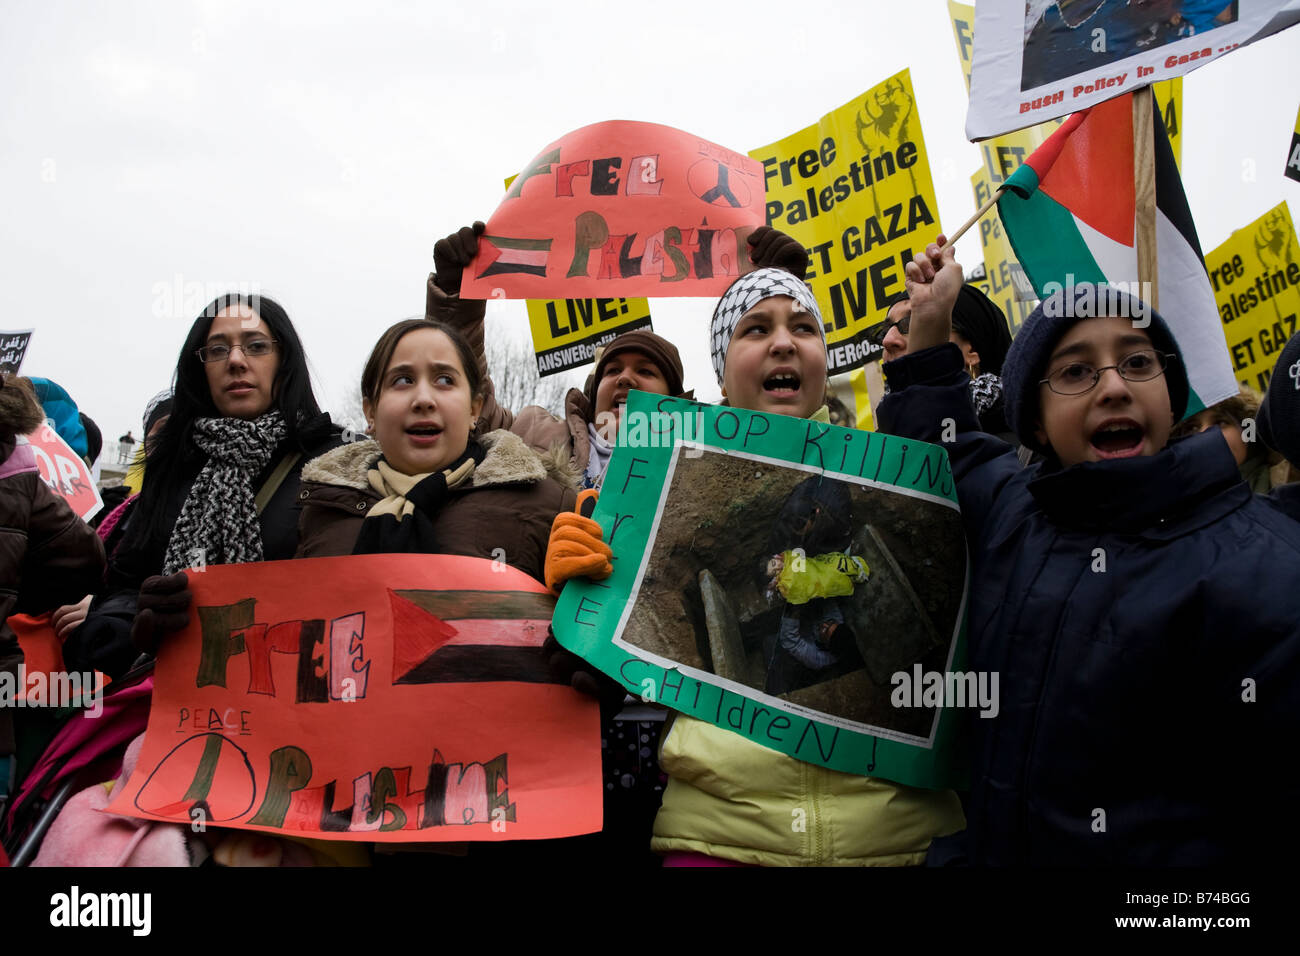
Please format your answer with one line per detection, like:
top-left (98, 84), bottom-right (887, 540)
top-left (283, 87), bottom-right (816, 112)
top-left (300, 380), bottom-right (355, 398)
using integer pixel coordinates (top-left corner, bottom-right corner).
top-left (553, 392), bottom-right (972, 788)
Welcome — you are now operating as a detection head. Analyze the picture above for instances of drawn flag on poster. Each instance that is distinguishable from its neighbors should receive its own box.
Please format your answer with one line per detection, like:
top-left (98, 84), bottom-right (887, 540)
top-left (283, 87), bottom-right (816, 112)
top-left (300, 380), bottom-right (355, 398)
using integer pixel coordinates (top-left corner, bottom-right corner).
top-left (463, 121), bottom-right (764, 300)
top-left (997, 92), bottom-right (1236, 414)
top-left (107, 555), bottom-right (603, 842)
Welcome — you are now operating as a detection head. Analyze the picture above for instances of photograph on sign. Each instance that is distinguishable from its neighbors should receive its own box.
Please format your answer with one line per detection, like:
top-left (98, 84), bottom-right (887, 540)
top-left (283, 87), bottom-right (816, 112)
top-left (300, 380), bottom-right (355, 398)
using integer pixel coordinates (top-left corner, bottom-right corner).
top-left (620, 446), bottom-right (966, 741)
top-left (1021, 1), bottom-right (1237, 91)
top-left (966, 0), bottom-right (1300, 140)
top-left (554, 393), bottom-right (970, 787)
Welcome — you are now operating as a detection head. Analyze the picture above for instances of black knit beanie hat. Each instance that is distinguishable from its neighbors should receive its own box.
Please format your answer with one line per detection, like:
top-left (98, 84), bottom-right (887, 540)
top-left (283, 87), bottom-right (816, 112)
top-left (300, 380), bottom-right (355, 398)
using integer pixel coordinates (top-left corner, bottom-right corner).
top-left (1001, 282), bottom-right (1189, 451)
top-left (582, 329), bottom-right (686, 418)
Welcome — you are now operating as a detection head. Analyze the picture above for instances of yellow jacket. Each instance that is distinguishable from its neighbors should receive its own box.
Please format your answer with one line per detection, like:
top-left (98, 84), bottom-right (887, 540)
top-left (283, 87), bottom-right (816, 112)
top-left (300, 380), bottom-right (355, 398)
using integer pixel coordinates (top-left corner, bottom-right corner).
top-left (651, 407), bottom-right (965, 865)
top-left (776, 551), bottom-right (869, 604)
top-left (652, 715), bottom-right (964, 866)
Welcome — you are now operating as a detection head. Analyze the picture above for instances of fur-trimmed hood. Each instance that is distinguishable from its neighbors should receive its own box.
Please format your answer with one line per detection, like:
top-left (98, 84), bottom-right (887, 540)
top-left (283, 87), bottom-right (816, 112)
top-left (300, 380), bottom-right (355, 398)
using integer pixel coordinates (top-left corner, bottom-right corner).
top-left (300, 428), bottom-right (579, 492)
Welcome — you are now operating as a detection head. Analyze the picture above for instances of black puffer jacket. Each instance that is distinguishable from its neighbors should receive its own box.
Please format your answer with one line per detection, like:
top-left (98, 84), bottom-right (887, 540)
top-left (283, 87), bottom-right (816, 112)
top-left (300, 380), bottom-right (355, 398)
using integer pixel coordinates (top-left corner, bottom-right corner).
top-left (877, 343), bottom-right (1300, 865)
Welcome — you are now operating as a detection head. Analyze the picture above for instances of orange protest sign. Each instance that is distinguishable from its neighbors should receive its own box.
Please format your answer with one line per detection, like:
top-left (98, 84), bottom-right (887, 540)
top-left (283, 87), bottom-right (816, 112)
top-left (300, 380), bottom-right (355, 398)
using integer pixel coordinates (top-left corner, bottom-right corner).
top-left (26, 425), bottom-right (102, 522)
top-left (462, 120), bottom-right (765, 300)
top-left (5, 613), bottom-right (107, 703)
top-left (107, 554), bottom-right (603, 842)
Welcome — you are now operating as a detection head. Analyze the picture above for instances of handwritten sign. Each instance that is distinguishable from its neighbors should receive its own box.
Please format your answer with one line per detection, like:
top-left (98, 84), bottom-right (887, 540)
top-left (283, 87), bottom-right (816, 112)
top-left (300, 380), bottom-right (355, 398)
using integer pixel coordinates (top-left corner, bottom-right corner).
top-left (108, 555), bottom-right (603, 842)
top-left (1205, 201), bottom-right (1300, 393)
top-left (8, 613), bottom-right (108, 701)
top-left (26, 424), bottom-right (102, 521)
top-left (966, 0), bottom-right (1298, 141)
top-left (0, 329), bottom-right (32, 377)
top-left (463, 121), bottom-right (763, 300)
top-left (748, 71), bottom-right (943, 375)
top-left (554, 392), bottom-right (970, 788)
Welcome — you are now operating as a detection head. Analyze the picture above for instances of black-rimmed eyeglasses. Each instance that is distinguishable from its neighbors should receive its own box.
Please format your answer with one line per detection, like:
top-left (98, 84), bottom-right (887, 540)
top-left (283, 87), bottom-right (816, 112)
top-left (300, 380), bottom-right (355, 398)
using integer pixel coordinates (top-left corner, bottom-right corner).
top-left (1038, 349), bottom-right (1174, 396)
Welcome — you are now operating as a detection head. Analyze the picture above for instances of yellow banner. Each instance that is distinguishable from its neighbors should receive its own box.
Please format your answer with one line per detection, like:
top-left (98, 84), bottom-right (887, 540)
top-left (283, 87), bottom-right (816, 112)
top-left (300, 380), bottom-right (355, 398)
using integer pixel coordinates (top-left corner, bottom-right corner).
top-left (526, 296), bottom-right (654, 377)
top-left (971, 167), bottom-right (1037, 338)
top-left (1153, 77), bottom-right (1182, 171)
top-left (1287, 101), bottom-right (1300, 183)
top-left (749, 69), bottom-right (942, 375)
top-left (949, 0), bottom-right (976, 92)
top-left (1205, 201), bottom-right (1300, 393)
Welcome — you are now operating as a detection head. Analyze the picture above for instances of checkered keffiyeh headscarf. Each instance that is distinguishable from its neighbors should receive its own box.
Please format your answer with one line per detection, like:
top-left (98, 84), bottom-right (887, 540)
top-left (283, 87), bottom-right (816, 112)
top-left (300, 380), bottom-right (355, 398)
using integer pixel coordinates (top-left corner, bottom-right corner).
top-left (709, 268), bottom-right (825, 386)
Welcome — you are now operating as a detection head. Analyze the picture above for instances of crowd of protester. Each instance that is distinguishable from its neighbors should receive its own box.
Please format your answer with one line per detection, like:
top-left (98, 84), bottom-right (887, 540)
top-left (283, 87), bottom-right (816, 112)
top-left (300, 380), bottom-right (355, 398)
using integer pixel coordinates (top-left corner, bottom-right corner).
top-left (2, 220), bottom-right (1298, 867)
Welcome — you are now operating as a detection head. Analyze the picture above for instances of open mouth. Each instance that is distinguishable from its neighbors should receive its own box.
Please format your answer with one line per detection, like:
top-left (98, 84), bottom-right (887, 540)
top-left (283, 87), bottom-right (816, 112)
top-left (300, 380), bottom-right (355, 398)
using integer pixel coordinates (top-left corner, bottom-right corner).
top-left (406, 424), bottom-right (443, 443)
top-left (763, 371), bottom-right (801, 395)
top-left (1090, 420), bottom-right (1145, 458)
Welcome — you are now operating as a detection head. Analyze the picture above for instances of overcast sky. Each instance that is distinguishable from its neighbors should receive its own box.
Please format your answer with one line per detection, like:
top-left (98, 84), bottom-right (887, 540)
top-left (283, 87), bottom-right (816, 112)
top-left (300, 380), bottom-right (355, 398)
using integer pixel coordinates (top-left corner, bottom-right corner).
top-left (3, 0), bottom-right (1298, 454)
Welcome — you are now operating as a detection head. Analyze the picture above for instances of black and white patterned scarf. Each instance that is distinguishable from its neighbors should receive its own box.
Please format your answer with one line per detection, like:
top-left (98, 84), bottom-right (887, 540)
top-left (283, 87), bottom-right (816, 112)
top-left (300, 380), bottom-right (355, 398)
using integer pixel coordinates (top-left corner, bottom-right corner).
top-left (709, 268), bottom-right (824, 386)
top-left (162, 411), bottom-right (287, 574)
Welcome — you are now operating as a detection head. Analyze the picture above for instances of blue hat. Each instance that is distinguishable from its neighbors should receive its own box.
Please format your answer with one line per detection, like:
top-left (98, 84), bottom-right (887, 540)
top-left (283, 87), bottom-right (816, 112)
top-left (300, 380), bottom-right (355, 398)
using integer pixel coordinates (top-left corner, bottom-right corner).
top-left (1001, 283), bottom-right (1189, 451)
top-left (28, 377), bottom-right (88, 458)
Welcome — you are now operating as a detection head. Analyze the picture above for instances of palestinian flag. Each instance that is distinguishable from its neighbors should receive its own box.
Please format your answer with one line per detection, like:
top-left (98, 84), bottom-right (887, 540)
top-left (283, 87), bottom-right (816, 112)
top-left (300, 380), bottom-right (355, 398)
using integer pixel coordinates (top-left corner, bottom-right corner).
top-left (473, 235), bottom-right (552, 279)
top-left (997, 92), bottom-right (1236, 415)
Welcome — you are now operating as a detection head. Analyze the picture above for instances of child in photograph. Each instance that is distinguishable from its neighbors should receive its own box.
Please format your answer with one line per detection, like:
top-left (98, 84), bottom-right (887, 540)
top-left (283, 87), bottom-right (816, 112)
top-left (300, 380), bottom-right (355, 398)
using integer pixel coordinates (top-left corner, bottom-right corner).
top-left (761, 475), bottom-right (869, 695)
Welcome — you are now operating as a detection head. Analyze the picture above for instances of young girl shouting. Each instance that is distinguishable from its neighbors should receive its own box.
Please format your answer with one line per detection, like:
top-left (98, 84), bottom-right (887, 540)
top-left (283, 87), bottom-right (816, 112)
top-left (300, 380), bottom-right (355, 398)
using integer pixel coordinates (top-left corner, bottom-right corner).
top-left (551, 267), bottom-right (965, 866)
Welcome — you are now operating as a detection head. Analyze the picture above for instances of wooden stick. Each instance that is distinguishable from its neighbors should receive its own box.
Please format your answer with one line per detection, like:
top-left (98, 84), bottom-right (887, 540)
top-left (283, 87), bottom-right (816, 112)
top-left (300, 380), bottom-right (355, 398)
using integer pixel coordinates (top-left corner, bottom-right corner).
top-left (940, 185), bottom-right (1005, 250)
top-left (1133, 86), bottom-right (1158, 311)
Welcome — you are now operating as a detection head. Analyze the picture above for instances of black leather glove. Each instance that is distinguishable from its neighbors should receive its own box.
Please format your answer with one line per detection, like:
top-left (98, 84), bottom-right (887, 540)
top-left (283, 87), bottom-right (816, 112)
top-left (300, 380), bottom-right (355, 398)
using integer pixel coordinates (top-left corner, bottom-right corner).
top-left (130, 572), bottom-right (193, 655)
top-left (432, 221), bottom-right (486, 294)
top-left (747, 225), bottom-right (809, 278)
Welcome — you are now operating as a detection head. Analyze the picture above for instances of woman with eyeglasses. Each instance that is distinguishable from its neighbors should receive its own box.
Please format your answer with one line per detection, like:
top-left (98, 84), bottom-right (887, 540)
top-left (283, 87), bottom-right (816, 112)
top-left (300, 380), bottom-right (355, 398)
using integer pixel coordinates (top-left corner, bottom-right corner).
top-left (65, 294), bottom-right (342, 679)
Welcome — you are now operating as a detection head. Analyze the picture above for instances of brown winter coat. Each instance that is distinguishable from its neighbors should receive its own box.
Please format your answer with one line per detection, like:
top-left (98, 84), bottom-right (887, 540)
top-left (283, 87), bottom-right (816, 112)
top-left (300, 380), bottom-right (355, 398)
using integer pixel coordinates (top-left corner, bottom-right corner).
top-left (0, 436), bottom-right (106, 751)
top-left (294, 429), bottom-right (578, 582)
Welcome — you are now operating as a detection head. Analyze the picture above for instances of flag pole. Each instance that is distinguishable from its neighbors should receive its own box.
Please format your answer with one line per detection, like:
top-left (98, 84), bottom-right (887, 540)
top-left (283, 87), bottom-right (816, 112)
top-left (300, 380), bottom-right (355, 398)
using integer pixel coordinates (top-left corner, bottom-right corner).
top-left (1133, 86), bottom-right (1158, 311)
top-left (939, 185), bottom-right (1005, 251)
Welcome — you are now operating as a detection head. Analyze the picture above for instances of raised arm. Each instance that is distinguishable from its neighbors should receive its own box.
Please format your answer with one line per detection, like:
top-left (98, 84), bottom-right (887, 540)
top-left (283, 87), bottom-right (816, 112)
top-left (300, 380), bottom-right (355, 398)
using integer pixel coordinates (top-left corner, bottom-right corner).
top-left (426, 221), bottom-right (514, 433)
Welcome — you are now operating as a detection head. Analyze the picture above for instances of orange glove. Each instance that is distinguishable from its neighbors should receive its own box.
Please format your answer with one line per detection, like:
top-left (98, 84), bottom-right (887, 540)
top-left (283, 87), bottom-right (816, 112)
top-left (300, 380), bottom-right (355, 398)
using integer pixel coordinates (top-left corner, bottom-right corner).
top-left (545, 491), bottom-right (613, 594)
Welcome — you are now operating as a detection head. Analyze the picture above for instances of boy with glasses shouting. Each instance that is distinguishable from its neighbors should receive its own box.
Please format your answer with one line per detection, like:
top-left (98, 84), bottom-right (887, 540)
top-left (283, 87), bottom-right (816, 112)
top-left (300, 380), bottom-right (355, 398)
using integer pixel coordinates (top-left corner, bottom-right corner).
top-left (874, 236), bottom-right (1300, 866)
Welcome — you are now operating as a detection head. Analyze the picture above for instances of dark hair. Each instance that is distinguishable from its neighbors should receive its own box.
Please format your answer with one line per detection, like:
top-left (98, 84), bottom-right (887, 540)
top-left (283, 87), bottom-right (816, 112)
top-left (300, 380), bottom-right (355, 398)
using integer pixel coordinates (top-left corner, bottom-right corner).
top-left (766, 476), bottom-right (853, 557)
top-left (360, 319), bottom-right (484, 410)
top-left (0, 376), bottom-right (45, 440)
top-left (129, 293), bottom-right (325, 549)
top-left (79, 412), bottom-right (102, 464)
